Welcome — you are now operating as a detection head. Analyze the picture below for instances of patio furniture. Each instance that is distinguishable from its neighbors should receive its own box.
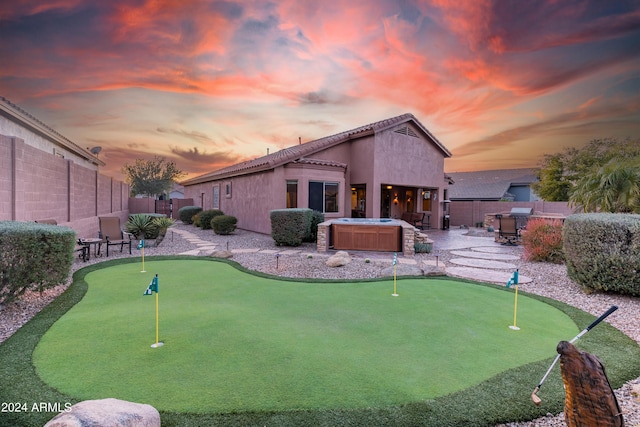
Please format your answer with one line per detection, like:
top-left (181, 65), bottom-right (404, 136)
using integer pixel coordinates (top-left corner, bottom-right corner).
top-left (99, 216), bottom-right (132, 256)
top-left (401, 212), bottom-right (428, 230)
top-left (498, 216), bottom-right (519, 245)
top-left (78, 237), bottom-right (103, 260)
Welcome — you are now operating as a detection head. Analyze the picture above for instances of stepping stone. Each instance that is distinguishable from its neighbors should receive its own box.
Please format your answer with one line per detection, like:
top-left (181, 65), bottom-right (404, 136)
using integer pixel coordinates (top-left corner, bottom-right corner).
top-left (446, 267), bottom-right (533, 284)
top-left (259, 249), bottom-right (279, 254)
top-left (449, 258), bottom-right (517, 270)
top-left (197, 245), bottom-right (217, 251)
top-left (450, 250), bottom-right (520, 261)
top-left (398, 258), bottom-right (418, 265)
top-left (179, 249), bottom-right (201, 256)
top-left (469, 246), bottom-right (519, 254)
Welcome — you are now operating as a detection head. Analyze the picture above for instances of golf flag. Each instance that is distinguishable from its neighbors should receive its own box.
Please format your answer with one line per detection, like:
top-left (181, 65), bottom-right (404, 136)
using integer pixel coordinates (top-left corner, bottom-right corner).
top-left (144, 275), bottom-right (158, 295)
top-left (393, 252), bottom-right (397, 265)
top-left (137, 239), bottom-right (145, 250)
top-left (506, 270), bottom-right (519, 288)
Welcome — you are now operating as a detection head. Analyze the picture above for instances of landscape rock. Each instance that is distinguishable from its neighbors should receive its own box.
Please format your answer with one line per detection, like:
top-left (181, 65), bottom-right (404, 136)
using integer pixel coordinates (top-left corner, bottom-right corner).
top-left (211, 250), bottom-right (233, 259)
top-left (44, 398), bottom-right (160, 427)
top-left (422, 264), bottom-right (447, 276)
top-left (326, 251), bottom-right (351, 267)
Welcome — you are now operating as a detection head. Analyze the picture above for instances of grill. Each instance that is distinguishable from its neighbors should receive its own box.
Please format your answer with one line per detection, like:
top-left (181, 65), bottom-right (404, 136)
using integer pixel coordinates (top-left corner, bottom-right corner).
top-left (509, 207), bottom-right (533, 229)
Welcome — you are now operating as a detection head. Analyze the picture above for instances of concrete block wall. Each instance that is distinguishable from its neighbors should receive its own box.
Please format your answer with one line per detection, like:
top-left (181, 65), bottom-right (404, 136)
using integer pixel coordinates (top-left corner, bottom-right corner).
top-left (0, 136), bottom-right (129, 239)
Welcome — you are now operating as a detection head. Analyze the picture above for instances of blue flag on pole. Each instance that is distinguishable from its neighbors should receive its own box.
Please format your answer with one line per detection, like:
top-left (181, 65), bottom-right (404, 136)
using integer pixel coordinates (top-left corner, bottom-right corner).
top-left (393, 252), bottom-right (397, 266)
top-left (137, 239), bottom-right (145, 250)
top-left (144, 275), bottom-right (158, 295)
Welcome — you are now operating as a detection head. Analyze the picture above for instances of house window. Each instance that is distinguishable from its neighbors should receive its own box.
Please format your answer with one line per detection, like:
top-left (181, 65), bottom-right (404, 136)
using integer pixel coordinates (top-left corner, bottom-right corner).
top-left (212, 186), bottom-right (220, 209)
top-left (286, 180), bottom-right (298, 208)
top-left (225, 182), bottom-right (232, 198)
top-left (309, 181), bottom-right (339, 213)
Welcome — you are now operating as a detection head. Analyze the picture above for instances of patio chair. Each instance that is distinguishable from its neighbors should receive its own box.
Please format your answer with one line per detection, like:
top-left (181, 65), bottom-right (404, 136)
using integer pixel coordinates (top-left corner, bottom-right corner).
top-left (498, 216), bottom-right (519, 245)
top-left (99, 216), bottom-right (132, 256)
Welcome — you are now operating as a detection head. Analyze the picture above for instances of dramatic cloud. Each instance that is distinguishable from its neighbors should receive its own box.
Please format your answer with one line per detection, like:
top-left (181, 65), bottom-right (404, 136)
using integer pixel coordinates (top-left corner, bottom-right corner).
top-left (1, 0), bottom-right (639, 177)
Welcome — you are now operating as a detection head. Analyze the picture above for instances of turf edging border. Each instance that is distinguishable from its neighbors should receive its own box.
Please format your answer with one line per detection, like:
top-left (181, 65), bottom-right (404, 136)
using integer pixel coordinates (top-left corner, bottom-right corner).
top-left (1, 256), bottom-right (638, 427)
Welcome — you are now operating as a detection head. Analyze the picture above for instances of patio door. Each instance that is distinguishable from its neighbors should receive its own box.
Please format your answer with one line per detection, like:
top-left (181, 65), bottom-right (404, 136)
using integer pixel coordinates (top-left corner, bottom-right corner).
top-left (351, 184), bottom-right (366, 217)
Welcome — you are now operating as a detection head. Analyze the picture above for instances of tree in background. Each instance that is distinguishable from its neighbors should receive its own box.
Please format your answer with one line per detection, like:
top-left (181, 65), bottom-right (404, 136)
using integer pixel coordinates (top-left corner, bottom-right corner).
top-left (533, 138), bottom-right (640, 204)
top-left (122, 156), bottom-right (185, 198)
top-left (570, 158), bottom-right (640, 213)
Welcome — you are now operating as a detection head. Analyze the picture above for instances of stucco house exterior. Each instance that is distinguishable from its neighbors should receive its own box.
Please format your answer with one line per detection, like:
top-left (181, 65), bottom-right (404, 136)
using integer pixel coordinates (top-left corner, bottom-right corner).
top-left (181, 113), bottom-right (452, 235)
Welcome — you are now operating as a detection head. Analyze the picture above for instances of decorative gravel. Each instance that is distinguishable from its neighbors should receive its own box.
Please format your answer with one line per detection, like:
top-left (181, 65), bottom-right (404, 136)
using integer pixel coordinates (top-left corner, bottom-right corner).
top-left (1, 223), bottom-right (638, 426)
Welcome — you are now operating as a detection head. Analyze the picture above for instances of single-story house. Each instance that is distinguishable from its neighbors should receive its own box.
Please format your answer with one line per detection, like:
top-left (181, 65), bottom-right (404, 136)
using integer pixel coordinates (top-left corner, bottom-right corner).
top-left (181, 113), bottom-right (452, 235)
top-left (447, 168), bottom-right (540, 202)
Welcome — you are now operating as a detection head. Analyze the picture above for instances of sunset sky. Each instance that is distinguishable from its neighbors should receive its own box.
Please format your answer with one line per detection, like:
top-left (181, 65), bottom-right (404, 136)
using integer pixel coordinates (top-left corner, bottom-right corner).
top-left (1, 0), bottom-right (639, 180)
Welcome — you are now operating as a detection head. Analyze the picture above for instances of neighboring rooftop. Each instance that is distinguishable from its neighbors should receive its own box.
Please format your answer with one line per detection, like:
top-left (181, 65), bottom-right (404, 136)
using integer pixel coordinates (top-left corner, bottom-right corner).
top-left (447, 168), bottom-right (539, 201)
top-left (0, 96), bottom-right (104, 166)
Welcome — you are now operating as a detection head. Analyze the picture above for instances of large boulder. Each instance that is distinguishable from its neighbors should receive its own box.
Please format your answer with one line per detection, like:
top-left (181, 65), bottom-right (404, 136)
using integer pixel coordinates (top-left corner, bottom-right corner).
top-left (44, 398), bottom-right (160, 427)
top-left (326, 251), bottom-right (351, 267)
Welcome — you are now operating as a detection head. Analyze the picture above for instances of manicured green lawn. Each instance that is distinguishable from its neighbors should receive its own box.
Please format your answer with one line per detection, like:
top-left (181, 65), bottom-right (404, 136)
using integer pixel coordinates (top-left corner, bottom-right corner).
top-left (35, 259), bottom-right (573, 411)
top-left (2, 256), bottom-right (639, 427)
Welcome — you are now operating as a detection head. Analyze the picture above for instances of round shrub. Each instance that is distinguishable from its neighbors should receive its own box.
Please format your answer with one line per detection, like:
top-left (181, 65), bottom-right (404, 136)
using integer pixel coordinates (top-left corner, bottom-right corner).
top-left (178, 206), bottom-right (203, 225)
top-left (521, 218), bottom-right (564, 263)
top-left (199, 209), bottom-right (225, 230)
top-left (563, 213), bottom-right (640, 296)
top-left (304, 210), bottom-right (325, 242)
top-left (212, 215), bottom-right (237, 235)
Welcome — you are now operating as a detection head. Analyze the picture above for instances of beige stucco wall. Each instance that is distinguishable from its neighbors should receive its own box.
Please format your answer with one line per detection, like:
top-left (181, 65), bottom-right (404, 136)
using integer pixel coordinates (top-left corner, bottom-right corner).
top-left (0, 135), bottom-right (129, 238)
top-left (183, 120), bottom-right (450, 235)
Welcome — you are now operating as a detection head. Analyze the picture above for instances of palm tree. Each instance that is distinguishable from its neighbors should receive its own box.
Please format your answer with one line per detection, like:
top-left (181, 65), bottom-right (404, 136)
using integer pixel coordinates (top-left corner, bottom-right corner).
top-left (570, 158), bottom-right (640, 213)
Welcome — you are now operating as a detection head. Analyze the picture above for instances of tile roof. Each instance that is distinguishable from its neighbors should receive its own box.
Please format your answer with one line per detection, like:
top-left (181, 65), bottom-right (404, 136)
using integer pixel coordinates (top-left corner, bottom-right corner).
top-left (182, 113), bottom-right (451, 185)
top-left (447, 168), bottom-right (538, 200)
top-left (0, 96), bottom-right (104, 166)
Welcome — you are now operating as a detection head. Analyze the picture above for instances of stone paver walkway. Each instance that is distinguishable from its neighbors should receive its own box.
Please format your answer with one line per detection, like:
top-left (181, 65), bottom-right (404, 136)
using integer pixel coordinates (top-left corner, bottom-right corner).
top-left (171, 226), bottom-right (532, 284)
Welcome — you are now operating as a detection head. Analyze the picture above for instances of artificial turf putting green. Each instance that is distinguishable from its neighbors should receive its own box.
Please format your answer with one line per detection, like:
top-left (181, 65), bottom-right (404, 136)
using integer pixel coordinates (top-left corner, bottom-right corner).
top-left (33, 259), bottom-right (578, 413)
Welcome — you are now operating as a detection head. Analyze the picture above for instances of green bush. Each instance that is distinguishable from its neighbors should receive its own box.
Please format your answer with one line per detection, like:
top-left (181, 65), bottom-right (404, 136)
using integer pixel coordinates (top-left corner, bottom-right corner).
top-left (193, 212), bottom-right (202, 227)
top-left (211, 215), bottom-right (237, 235)
top-left (522, 218), bottom-right (564, 263)
top-left (303, 210), bottom-right (325, 242)
top-left (563, 213), bottom-right (640, 296)
top-left (414, 242), bottom-right (432, 253)
top-left (178, 206), bottom-right (202, 225)
top-left (125, 214), bottom-right (163, 239)
top-left (199, 209), bottom-right (225, 230)
top-left (0, 221), bottom-right (76, 305)
top-left (270, 209), bottom-right (313, 246)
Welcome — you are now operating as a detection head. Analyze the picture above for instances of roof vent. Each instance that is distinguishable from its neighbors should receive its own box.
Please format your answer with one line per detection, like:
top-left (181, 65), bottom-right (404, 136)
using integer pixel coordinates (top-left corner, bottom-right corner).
top-left (394, 126), bottom-right (418, 138)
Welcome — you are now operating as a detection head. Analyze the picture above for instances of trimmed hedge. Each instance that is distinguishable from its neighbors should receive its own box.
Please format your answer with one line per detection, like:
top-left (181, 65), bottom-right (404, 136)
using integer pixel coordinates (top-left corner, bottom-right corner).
top-left (0, 221), bottom-right (76, 305)
top-left (178, 205), bottom-right (203, 225)
top-left (199, 209), bottom-right (225, 230)
top-left (304, 210), bottom-right (325, 242)
top-left (563, 213), bottom-right (640, 296)
top-left (270, 208), bottom-right (313, 246)
top-left (211, 215), bottom-right (237, 235)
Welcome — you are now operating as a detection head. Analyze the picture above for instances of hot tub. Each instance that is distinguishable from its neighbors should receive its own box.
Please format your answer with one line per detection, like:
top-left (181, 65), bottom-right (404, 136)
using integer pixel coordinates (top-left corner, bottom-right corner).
top-left (330, 218), bottom-right (403, 252)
